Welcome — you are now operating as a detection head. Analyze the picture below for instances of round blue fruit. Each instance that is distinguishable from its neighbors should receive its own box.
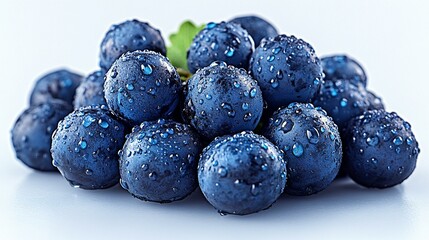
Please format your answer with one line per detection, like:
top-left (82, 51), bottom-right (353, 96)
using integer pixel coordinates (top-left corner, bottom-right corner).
top-left (51, 106), bottom-right (126, 189)
top-left (182, 61), bottom-right (264, 139)
top-left (30, 69), bottom-right (82, 107)
top-left (11, 100), bottom-right (72, 171)
top-left (344, 110), bottom-right (420, 188)
top-left (119, 119), bottom-right (202, 203)
top-left (249, 35), bottom-right (323, 111)
top-left (321, 55), bottom-right (367, 87)
top-left (263, 103), bottom-right (342, 195)
top-left (229, 15), bottom-right (278, 46)
top-left (74, 70), bottom-right (107, 109)
top-left (99, 19), bottom-right (166, 70)
top-left (198, 131), bottom-right (286, 215)
top-left (313, 79), bottom-right (384, 133)
top-left (104, 50), bottom-right (181, 126)
top-left (187, 22), bottom-right (254, 73)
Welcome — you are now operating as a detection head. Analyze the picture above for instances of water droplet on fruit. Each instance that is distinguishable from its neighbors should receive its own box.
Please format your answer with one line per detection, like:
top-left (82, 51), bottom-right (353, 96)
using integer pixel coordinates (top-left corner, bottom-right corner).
top-left (267, 55), bottom-right (275, 62)
top-left (98, 119), bottom-right (109, 129)
top-left (292, 142), bottom-right (304, 157)
top-left (227, 110), bottom-right (236, 117)
top-left (366, 136), bottom-right (379, 146)
top-left (281, 119), bottom-right (294, 133)
top-left (147, 88), bottom-right (156, 95)
top-left (218, 167), bottom-right (227, 177)
top-left (148, 172), bottom-right (157, 180)
top-left (137, 132), bottom-right (146, 140)
top-left (251, 184), bottom-right (259, 196)
top-left (261, 163), bottom-right (268, 171)
top-left (206, 22), bottom-right (216, 29)
top-left (403, 122), bottom-right (411, 130)
top-left (270, 79), bottom-right (279, 88)
top-left (218, 211), bottom-right (227, 216)
top-left (166, 128), bottom-right (174, 134)
top-left (270, 118), bottom-right (280, 127)
top-left (232, 81), bottom-right (241, 88)
top-left (82, 115), bottom-right (96, 127)
top-left (249, 88), bottom-right (257, 98)
top-left (78, 140), bottom-right (87, 149)
top-left (276, 70), bottom-right (283, 79)
top-left (306, 128), bottom-right (320, 144)
top-left (224, 47), bottom-right (235, 57)
top-left (220, 102), bottom-right (232, 111)
top-left (120, 179), bottom-right (128, 190)
top-left (395, 147), bottom-right (401, 154)
top-left (141, 164), bottom-right (149, 171)
top-left (393, 136), bottom-right (403, 145)
top-left (210, 42), bottom-right (218, 50)
top-left (243, 112), bottom-right (252, 121)
top-left (272, 47), bottom-right (282, 54)
top-left (141, 64), bottom-right (153, 75)
top-left (148, 137), bottom-right (157, 145)
top-left (126, 83), bottom-right (134, 91)
top-left (340, 98), bottom-right (348, 107)
top-left (205, 94), bottom-right (212, 100)
top-left (110, 70), bottom-right (118, 78)
top-left (313, 78), bottom-right (320, 85)
top-left (406, 137), bottom-right (413, 146)
top-left (85, 169), bottom-right (93, 176)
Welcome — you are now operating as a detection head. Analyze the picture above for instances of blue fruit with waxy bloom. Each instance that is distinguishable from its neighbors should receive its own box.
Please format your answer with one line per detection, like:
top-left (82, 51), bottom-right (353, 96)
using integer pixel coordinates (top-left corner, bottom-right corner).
top-left (51, 106), bottom-right (126, 189)
top-left (263, 103), bottom-right (342, 195)
top-left (99, 19), bottom-right (166, 70)
top-left (187, 21), bottom-right (254, 73)
top-left (119, 119), bottom-right (203, 203)
top-left (104, 50), bottom-right (181, 126)
top-left (198, 131), bottom-right (287, 215)
top-left (344, 109), bottom-right (419, 188)
top-left (249, 35), bottom-right (323, 111)
top-left (182, 61), bottom-right (263, 139)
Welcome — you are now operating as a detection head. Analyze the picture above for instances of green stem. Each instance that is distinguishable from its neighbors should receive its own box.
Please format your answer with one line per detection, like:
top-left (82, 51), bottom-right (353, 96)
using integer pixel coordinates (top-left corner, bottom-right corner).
top-left (177, 68), bottom-right (192, 82)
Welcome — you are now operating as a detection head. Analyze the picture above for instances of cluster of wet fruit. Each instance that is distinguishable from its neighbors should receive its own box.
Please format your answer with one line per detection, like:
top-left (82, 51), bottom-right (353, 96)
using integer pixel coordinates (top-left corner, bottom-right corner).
top-left (11, 15), bottom-right (420, 216)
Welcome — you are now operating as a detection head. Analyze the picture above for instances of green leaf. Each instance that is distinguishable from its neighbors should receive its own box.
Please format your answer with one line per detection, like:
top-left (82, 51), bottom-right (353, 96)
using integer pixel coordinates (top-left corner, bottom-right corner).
top-left (167, 21), bottom-right (205, 73)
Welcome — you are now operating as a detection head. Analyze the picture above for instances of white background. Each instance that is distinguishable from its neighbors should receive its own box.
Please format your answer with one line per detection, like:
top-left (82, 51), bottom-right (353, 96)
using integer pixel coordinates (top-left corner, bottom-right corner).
top-left (1, 0), bottom-right (429, 239)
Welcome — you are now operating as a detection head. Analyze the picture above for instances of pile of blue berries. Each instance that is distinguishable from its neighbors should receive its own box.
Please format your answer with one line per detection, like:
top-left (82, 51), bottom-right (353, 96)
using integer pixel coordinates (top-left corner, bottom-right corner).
top-left (11, 15), bottom-right (420, 215)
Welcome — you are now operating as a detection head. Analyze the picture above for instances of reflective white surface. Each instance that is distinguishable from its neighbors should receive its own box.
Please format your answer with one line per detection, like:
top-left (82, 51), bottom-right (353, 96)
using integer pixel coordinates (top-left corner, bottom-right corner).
top-left (1, 0), bottom-right (429, 239)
